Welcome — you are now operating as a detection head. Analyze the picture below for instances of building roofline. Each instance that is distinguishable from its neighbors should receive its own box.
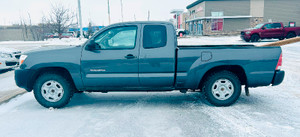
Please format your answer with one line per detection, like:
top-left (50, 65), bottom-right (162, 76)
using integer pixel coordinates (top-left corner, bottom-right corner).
top-left (186, 0), bottom-right (205, 9)
top-left (186, 15), bottom-right (252, 22)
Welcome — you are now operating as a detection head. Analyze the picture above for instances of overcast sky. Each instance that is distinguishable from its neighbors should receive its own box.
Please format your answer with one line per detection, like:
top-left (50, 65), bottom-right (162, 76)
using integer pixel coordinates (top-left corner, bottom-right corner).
top-left (0, 0), bottom-right (195, 26)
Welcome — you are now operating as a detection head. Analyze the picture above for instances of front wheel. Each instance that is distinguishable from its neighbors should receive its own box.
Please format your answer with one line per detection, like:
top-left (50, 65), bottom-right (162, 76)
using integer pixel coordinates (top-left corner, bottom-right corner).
top-left (33, 73), bottom-right (74, 108)
top-left (250, 34), bottom-right (260, 42)
top-left (202, 71), bottom-right (241, 106)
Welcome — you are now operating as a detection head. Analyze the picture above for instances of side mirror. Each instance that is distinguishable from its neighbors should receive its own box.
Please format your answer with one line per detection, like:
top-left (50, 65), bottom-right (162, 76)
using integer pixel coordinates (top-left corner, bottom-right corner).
top-left (86, 40), bottom-right (101, 50)
top-left (261, 27), bottom-right (265, 30)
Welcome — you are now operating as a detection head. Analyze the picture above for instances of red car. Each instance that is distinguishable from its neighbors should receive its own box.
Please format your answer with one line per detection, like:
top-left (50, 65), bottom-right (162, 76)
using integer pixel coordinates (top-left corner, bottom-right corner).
top-left (241, 22), bottom-right (300, 42)
top-left (60, 33), bottom-right (74, 38)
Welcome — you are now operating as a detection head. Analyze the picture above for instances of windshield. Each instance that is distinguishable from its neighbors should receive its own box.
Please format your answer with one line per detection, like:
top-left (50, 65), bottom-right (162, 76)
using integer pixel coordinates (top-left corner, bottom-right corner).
top-left (253, 24), bottom-right (264, 29)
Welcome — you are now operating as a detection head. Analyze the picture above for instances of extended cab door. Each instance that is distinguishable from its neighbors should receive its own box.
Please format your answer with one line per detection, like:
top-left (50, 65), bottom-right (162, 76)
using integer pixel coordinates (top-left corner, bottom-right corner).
top-left (261, 23), bottom-right (283, 38)
top-left (138, 24), bottom-right (176, 88)
top-left (81, 25), bottom-right (141, 88)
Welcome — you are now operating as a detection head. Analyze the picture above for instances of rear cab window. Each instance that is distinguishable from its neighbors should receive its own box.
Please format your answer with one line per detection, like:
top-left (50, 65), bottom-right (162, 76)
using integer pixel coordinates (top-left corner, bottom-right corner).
top-left (143, 25), bottom-right (167, 49)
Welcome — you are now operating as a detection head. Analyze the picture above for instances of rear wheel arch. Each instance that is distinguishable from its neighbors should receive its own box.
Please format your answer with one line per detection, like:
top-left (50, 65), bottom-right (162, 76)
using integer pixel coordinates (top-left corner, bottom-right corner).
top-left (198, 65), bottom-right (247, 89)
top-left (286, 31), bottom-right (296, 38)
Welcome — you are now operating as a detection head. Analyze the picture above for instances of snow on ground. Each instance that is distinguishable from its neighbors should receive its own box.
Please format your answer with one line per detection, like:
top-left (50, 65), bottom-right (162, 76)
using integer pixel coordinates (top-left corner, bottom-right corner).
top-left (0, 37), bottom-right (300, 137)
top-left (0, 70), bottom-right (18, 92)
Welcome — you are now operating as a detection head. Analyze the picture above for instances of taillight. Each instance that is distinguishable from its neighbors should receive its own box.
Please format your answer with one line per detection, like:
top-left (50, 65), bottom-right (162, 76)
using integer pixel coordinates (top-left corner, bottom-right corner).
top-left (276, 53), bottom-right (282, 70)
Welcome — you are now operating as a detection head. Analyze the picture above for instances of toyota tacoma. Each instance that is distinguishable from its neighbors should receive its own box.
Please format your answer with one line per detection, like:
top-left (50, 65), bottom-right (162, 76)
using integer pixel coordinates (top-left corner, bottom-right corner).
top-left (15, 21), bottom-right (284, 108)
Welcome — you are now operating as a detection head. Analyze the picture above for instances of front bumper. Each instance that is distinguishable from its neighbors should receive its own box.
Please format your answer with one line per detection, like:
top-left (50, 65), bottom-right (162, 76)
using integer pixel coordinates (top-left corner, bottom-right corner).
top-left (240, 31), bottom-right (251, 41)
top-left (272, 70), bottom-right (285, 86)
top-left (0, 59), bottom-right (19, 70)
top-left (15, 69), bottom-right (35, 91)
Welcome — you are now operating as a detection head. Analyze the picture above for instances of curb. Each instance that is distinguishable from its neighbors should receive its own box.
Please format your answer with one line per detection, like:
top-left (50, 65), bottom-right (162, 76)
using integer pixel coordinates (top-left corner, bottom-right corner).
top-left (0, 89), bottom-right (26, 104)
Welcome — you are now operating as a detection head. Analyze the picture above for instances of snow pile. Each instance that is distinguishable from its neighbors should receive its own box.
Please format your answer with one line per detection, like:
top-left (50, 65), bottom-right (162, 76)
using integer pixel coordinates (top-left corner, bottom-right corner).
top-left (43, 38), bottom-right (88, 47)
top-left (0, 38), bottom-right (88, 52)
top-left (178, 36), bottom-right (278, 46)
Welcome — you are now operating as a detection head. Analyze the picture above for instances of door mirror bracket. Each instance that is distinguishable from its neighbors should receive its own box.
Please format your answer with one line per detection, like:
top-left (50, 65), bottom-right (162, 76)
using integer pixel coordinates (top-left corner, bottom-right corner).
top-left (86, 40), bottom-right (101, 50)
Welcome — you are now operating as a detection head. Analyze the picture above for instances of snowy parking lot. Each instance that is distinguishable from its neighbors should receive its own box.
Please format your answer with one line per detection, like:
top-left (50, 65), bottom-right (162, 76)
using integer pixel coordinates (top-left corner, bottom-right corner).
top-left (0, 36), bottom-right (300, 137)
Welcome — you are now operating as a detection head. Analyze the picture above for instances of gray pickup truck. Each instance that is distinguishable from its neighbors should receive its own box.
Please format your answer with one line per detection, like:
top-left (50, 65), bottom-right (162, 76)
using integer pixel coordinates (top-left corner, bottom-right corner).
top-left (15, 21), bottom-right (284, 108)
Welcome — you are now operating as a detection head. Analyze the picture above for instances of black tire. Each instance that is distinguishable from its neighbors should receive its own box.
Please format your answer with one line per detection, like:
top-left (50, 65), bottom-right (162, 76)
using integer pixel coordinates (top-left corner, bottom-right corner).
top-left (279, 37), bottom-right (285, 40)
top-left (286, 32), bottom-right (296, 39)
top-left (202, 71), bottom-right (241, 106)
top-left (244, 39), bottom-right (250, 42)
top-left (33, 73), bottom-right (74, 108)
top-left (250, 34), bottom-right (260, 42)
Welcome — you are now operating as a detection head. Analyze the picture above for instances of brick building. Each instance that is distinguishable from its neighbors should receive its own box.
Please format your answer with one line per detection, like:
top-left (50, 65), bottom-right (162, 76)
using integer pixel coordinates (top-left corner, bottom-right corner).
top-left (185, 0), bottom-right (300, 36)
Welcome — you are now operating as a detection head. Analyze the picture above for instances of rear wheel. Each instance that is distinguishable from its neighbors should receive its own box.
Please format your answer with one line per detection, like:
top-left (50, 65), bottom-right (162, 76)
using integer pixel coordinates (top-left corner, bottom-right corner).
top-left (202, 71), bottom-right (241, 106)
top-left (286, 32), bottom-right (296, 39)
top-left (33, 73), bottom-right (74, 108)
top-left (250, 34), bottom-right (260, 42)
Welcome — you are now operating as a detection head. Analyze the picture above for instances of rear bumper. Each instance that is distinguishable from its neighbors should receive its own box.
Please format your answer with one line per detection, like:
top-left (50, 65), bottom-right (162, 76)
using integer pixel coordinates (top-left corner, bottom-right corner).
top-left (15, 69), bottom-right (35, 91)
top-left (272, 70), bottom-right (285, 86)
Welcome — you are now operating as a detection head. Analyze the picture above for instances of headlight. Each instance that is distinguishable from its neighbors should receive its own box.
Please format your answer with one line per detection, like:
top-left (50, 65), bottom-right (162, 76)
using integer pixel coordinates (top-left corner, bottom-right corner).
top-left (245, 31), bottom-right (251, 34)
top-left (0, 53), bottom-right (12, 58)
top-left (19, 55), bottom-right (28, 65)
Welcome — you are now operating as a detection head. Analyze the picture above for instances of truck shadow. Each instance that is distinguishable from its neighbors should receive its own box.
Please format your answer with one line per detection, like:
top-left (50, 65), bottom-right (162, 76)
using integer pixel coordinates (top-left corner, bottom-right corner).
top-left (66, 91), bottom-right (265, 108)
top-left (67, 92), bottom-right (211, 108)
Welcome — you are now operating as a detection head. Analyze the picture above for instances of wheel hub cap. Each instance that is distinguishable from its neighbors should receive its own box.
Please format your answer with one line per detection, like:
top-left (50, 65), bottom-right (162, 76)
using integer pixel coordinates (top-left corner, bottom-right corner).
top-left (41, 80), bottom-right (64, 102)
top-left (212, 79), bottom-right (234, 100)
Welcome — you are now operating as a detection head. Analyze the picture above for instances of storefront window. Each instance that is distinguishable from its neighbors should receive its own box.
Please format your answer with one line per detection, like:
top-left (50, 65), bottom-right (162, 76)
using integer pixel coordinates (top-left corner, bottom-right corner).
top-left (211, 19), bottom-right (223, 31)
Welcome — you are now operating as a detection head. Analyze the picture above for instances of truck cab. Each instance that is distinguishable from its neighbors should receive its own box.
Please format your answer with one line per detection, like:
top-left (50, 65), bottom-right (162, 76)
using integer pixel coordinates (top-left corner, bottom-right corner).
top-left (81, 22), bottom-right (176, 90)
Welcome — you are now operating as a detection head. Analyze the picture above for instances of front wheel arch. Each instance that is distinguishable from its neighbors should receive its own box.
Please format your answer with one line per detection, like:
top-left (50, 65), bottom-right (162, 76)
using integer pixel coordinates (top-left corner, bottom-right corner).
top-left (250, 34), bottom-right (260, 42)
top-left (29, 67), bottom-right (77, 92)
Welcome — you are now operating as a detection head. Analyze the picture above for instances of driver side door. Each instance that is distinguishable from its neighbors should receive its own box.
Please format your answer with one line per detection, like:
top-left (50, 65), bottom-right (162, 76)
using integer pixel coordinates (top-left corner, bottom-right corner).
top-left (81, 25), bottom-right (141, 89)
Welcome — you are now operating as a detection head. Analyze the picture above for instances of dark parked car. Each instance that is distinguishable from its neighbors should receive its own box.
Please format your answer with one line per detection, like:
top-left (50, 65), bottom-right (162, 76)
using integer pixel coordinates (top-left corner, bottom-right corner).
top-left (15, 21), bottom-right (284, 108)
top-left (241, 22), bottom-right (300, 42)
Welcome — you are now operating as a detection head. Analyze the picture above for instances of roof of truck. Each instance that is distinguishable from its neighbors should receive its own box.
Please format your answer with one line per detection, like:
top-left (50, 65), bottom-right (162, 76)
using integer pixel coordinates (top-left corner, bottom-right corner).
top-left (109, 21), bottom-right (173, 26)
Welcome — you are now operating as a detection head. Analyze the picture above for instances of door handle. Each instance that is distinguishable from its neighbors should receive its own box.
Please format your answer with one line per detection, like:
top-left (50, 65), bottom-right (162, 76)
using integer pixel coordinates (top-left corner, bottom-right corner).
top-left (125, 54), bottom-right (136, 59)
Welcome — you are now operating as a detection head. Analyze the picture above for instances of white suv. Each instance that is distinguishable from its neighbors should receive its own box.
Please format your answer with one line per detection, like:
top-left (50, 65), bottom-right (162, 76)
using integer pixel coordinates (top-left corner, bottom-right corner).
top-left (0, 48), bottom-right (21, 70)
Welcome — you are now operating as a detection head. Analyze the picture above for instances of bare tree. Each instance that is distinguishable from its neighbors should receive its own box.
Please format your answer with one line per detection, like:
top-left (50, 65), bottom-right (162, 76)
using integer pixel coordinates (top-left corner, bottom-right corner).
top-left (48, 3), bottom-right (75, 39)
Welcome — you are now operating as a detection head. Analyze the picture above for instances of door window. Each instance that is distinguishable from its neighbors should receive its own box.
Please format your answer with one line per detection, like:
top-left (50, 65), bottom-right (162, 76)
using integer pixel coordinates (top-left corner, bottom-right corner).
top-left (143, 25), bottom-right (167, 49)
top-left (94, 26), bottom-right (137, 50)
top-left (263, 24), bottom-right (273, 29)
top-left (272, 23), bottom-right (282, 29)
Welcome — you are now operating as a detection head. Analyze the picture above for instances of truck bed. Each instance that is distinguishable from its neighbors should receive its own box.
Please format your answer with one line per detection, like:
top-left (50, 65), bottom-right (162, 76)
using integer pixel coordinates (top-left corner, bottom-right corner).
top-left (178, 44), bottom-right (255, 47)
top-left (175, 45), bottom-right (281, 89)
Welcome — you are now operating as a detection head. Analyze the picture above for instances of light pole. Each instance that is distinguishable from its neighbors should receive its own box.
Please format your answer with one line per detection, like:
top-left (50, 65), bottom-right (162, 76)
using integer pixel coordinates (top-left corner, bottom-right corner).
top-left (107, 0), bottom-right (111, 24)
top-left (120, 0), bottom-right (124, 22)
top-left (77, 0), bottom-right (83, 39)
